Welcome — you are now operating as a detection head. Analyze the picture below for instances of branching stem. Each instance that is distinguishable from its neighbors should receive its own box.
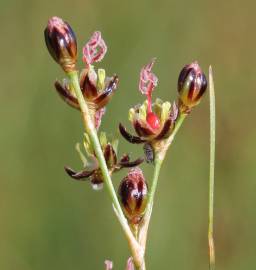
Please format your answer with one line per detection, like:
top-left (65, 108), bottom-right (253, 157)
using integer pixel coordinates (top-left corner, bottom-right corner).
top-left (139, 113), bottom-right (186, 250)
top-left (68, 71), bottom-right (144, 268)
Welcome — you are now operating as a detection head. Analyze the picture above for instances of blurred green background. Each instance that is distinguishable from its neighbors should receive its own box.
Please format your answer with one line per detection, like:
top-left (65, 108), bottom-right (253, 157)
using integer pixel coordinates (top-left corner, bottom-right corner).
top-left (0, 0), bottom-right (255, 269)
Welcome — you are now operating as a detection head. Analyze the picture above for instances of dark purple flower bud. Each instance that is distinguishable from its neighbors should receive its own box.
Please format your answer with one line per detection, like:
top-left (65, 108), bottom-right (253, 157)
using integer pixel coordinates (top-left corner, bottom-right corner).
top-left (118, 168), bottom-right (148, 224)
top-left (177, 61), bottom-right (207, 111)
top-left (44, 16), bottom-right (77, 72)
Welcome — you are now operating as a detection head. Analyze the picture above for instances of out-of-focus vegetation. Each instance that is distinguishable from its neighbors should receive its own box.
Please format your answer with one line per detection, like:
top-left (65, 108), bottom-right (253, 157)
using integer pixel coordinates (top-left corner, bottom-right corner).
top-left (0, 0), bottom-right (255, 269)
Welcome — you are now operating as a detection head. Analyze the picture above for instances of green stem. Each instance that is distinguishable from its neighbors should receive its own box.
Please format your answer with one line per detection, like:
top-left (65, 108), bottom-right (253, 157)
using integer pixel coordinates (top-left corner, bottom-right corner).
top-left (208, 66), bottom-right (216, 270)
top-left (137, 158), bottom-right (162, 250)
top-left (138, 113), bottom-right (186, 250)
top-left (150, 113), bottom-right (186, 205)
top-left (171, 113), bottom-right (186, 140)
top-left (68, 71), bottom-right (122, 217)
top-left (146, 158), bottom-right (163, 216)
top-left (68, 71), bottom-right (144, 267)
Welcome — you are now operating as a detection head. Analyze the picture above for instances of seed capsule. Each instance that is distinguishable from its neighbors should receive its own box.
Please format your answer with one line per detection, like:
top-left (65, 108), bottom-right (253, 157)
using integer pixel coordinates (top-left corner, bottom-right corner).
top-left (118, 168), bottom-right (148, 224)
top-left (177, 61), bottom-right (207, 111)
top-left (44, 16), bottom-right (77, 72)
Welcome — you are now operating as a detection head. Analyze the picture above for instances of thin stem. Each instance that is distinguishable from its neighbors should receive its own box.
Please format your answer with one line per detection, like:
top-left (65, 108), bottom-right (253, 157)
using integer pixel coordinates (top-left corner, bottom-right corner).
top-left (171, 113), bottom-right (186, 140)
top-left (208, 66), bottom-right (216, 270)
top-left (68, 71), bottom-right (122, 217)
top-left (146, 158), bottom-right (163, 218)
top-left (138, 158), bottom-right (162, 250)
top-left (139, 113), bottom-right (187, 249)
top-left (151, 113), bottom-right (187, 202)
top-left (68, 71), bottom-right (144, 267)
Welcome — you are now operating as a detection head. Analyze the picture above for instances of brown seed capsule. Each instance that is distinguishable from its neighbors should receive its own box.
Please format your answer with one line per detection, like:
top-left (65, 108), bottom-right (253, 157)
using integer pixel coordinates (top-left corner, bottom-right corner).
top-left (118, 168), bottom-right (148, 224)
top-left (177, 61), bottom-right (207, 112)
top-left (44, 16), bottom-right (77, 72)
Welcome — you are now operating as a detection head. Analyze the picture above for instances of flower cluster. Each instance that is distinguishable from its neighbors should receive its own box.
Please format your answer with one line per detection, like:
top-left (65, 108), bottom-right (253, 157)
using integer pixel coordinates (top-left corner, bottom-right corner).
top-left (44, 17), bottom-right (143, 190)
top-left (45, 17), bottom-right (119, 129)
top-left (54, 69), bottom-right (119, 129)
top-left (44, 15), bottom-right (208, 270)
top-left (44, 14), bottom-right (207, 210)
top-left (65, 132), bottom-right (143, 190)
top-left (119, 59), bottom-right (207, 162)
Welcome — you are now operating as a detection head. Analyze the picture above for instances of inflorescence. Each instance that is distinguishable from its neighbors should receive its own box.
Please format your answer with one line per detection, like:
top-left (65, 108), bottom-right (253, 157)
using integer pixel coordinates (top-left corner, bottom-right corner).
top-left (44, 16), bottom-right (208, 269)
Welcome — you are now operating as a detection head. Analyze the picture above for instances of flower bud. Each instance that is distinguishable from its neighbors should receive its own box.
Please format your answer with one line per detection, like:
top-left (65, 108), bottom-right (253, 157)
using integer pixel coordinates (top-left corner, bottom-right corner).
top-left (177, 61), bottom-right (207, 111)
top-left (44, 16), bottom-right (77, 72)
top-left (118, 168), bottom-right (148, 224)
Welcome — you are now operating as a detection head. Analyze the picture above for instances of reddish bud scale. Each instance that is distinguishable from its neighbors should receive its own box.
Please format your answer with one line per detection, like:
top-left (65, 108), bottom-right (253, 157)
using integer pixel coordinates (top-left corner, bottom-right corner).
top-left (118, 168), bottom-right (148, 224)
